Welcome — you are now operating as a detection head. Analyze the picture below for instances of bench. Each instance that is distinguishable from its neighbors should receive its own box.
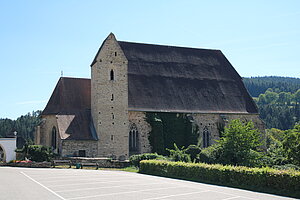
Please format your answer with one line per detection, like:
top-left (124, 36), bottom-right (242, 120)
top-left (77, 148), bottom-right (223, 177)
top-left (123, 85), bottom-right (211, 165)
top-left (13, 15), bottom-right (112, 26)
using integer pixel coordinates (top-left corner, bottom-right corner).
top-left (79, 162), bottom-right (99, 170)
top-left (51, 160), bottom-right (72, 168)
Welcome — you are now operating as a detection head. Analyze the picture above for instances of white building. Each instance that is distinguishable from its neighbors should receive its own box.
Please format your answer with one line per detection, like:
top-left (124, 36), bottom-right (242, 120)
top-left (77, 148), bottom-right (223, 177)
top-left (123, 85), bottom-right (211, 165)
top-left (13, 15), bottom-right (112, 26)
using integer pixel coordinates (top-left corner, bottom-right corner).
top-left (0, 138), bottom-right (17, 162)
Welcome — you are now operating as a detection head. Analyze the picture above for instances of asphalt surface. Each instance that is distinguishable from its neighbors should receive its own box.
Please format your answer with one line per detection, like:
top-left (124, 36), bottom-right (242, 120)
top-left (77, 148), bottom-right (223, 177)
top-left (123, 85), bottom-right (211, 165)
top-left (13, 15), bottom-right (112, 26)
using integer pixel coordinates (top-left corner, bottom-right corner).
top-left (0, 167), bottom-right (297, 200)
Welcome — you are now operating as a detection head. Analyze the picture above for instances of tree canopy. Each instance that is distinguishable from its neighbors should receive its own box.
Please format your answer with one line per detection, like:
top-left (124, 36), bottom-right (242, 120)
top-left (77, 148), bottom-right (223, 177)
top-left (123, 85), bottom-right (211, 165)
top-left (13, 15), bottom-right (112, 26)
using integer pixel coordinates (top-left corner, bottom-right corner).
top-left (0, 111), bottom-right (41, 146)
top-left (243, 76), bottom-right (300, 97)
top-left (255, 89), bottom-right (300, 130)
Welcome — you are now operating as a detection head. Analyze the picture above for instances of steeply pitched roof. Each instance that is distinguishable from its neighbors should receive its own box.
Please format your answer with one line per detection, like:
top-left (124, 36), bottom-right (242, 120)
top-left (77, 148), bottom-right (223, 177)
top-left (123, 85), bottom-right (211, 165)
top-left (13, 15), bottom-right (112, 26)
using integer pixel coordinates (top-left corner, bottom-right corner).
top-left (42, 77), bottom-right (91, 115)
top-left (42, 77), bottom-right (96, 141)
top-left (56, 110), bottom-right (97, 140)
top-left (118, 41), bottom-right (258, 114)
top-left (44, 38), bottom-right (258, 117)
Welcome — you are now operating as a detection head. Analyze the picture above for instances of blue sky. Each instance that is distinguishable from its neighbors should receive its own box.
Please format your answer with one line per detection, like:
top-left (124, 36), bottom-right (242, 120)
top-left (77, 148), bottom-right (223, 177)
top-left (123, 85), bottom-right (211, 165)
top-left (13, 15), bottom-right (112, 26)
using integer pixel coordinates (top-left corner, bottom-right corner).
top-left (0, 0), bottom-right (299, 119)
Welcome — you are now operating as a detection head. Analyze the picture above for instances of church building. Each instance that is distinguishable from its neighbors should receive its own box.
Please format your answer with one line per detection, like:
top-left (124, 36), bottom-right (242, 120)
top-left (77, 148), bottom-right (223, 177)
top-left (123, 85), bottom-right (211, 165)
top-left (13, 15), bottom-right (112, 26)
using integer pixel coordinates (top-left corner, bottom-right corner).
top-left (35, 33), bottom-right (263, 160)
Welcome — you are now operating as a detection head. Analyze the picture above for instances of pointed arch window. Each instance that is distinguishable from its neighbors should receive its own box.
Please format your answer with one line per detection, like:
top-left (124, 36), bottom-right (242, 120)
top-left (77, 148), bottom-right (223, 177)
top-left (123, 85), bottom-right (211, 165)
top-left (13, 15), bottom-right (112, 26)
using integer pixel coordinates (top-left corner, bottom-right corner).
top-left (110, 69), bottom-right (114, 81)
top-left (129, 124), bottom-right (139, 152)
top-left (203, 126), bottom-right (210, 148)
top-left (51, 127), bottom-right (57, 149)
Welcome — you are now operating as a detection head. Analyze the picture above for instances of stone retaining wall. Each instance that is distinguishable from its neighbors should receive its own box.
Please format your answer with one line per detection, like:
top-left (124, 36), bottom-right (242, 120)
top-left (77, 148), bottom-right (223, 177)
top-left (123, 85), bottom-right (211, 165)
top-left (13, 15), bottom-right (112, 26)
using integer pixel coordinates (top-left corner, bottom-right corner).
top-left (63, 157), bottom-right (130, 168)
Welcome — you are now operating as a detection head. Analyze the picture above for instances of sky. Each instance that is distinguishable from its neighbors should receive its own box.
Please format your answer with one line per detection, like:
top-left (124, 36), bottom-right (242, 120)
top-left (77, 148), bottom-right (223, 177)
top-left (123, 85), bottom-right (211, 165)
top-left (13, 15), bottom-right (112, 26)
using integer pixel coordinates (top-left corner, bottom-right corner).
top-left (0, 0), bottom-right (299, 119)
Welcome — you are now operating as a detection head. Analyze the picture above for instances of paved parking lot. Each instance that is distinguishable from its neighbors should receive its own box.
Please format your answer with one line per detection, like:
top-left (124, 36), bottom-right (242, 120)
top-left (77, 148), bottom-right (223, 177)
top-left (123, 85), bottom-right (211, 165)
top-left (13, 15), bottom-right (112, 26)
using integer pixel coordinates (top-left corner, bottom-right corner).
top-left (0, 167), bottom-right (297, 200)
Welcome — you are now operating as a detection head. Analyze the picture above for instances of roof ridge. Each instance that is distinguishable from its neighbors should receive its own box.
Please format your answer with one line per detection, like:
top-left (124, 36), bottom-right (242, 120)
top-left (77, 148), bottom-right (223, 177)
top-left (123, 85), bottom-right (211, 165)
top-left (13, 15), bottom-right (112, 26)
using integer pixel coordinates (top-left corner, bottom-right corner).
top-left (118, 40), bottom-right (220, 52)
top-left (60, 77), bottom-right (90, 80)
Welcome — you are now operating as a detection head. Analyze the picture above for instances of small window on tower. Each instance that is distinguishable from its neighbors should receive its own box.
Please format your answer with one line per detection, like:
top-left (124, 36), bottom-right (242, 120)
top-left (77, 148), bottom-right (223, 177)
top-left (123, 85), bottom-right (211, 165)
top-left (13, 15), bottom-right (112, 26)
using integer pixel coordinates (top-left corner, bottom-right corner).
top-left (115, 52), bottom-right (117, 56)
top-left (110, 69), bottom-right (114, 81)
top-left (111, 94), bottom-right (114, 101)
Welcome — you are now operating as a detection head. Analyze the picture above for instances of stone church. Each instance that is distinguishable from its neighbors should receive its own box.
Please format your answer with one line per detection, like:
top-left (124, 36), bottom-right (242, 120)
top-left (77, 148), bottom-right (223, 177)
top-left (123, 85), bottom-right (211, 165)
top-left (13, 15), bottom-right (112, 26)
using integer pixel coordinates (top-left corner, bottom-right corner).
top-left (35, 33), bottom-right (263, 159)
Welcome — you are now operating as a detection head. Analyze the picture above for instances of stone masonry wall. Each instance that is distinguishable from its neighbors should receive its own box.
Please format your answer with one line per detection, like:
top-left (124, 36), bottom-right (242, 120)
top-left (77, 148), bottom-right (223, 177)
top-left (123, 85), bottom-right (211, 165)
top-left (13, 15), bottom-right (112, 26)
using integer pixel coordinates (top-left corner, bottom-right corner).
top-left (61, 140), bottom-right (98, 157)
top-left (128, 111), bottom-right (152, 154)
top-left (192, 113), bottom-right (264, 148)
top-left (38, 115), bottom-right (61, 153)
top-left (91, 33), bottom-right (129, 159)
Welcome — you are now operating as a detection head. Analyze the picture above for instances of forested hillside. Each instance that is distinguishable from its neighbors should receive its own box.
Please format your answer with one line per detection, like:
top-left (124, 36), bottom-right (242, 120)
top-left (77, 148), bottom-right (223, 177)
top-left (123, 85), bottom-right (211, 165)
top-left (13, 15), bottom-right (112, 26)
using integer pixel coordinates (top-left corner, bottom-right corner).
top-left (0, 111), bottom-right (41, 143)
top-left (243, 76), bottom-right (300, 97)
top-left (243, 76), bottom-right (300, 130)
top-left (255, 89), bottom-right (300, 129)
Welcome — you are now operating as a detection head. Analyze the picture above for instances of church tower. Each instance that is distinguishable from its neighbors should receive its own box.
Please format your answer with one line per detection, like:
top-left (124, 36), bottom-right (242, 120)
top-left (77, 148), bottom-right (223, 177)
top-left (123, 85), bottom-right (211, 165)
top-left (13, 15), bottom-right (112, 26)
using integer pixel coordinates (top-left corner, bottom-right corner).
top-left (91, 33), bottom-right (129, 159)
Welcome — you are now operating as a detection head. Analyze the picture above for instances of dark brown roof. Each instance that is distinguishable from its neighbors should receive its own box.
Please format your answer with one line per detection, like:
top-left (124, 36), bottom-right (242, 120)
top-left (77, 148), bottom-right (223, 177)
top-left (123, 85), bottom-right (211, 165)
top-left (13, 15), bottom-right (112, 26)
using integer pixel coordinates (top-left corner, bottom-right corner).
top-left (118, 41), bottom-right (258, 114)
top-left (56, 110), bottom-right (97, 140)
top-left (42, 77), bottom-right (96, 140)
top-left (42, 77), bottom-right (91, 115)
top-left (43, 40), bottom-right (258, 140)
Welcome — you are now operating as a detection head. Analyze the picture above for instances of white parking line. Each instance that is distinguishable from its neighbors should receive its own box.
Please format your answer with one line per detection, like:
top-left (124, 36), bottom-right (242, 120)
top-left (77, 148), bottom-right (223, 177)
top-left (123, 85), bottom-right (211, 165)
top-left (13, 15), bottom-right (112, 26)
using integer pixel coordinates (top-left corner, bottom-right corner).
top-left (168, 183), bottom-right (258, 200)
top-left (67, 186), bottom-right (188, 200)
top-left (21, 171), bottom-right (67, 200)
top-left (55, 182), bottom-right (174, 193)
top-left (142, 190), bottom-right (211, 200)
top-left (221, 196), bottom-right (243, 200)
top-left (40, 176), bottom-right (129, 183)
top-left (30, 175), bottom-right (104, 180)
top-left (47, 179), bottom-right (139, 188)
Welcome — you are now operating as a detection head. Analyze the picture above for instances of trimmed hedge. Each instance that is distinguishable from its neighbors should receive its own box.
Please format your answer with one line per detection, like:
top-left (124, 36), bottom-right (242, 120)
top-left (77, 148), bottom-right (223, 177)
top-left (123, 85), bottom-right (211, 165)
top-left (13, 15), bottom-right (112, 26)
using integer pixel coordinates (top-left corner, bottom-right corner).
top-left (140, 160), bottom-right (300, 198)
top-left (129, 153), bottom-right (167, 167)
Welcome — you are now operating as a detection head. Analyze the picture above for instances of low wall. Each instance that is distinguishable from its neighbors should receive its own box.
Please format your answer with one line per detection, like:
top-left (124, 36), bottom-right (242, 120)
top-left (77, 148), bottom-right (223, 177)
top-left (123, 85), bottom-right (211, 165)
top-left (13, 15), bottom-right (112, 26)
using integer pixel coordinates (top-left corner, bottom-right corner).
top-left (5, 161), bottom-right (51, 168)
top-left (63, 157), bottom-right (130, 168)
top-left (0, 157), bottom-right (130, 169)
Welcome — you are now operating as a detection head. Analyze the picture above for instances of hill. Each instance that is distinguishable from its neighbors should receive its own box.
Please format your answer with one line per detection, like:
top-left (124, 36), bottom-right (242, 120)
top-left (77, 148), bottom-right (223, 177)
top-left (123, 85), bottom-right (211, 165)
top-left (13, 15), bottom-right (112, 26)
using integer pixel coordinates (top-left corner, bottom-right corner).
top-left (243, 76), bottom-right (300, 97)
top-left (243, 76), bottom-right (300, 130)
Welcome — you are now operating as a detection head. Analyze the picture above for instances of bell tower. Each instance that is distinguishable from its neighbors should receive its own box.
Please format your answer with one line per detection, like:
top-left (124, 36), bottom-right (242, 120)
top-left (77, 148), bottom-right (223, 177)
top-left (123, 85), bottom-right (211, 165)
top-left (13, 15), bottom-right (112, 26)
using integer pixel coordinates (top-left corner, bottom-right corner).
top-left (91, 33), bottom-right (129, 159)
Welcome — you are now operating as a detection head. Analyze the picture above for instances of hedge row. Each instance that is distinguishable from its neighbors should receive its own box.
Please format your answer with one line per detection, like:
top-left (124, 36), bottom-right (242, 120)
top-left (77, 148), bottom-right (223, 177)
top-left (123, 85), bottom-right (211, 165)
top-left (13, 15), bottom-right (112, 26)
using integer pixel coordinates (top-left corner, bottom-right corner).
top-left (140, 160), bottom-right (300, 198)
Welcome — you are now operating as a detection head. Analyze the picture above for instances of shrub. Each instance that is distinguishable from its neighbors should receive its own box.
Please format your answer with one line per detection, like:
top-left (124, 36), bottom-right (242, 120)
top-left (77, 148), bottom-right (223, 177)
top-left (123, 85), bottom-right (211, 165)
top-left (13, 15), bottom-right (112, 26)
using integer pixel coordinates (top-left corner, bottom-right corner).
top-left (198, 144), bottom-right (221, 164)
top-left (140, 160), bottom-right (300, 198)
top-left (273, 164), bottom-right (300, 171)
top-left (129, 153), bottom-right (167, 167)
top-left (184, 145), bottom-right (201, 162)
top-left (167, 144), bottom-right (191, 163)
top-left (27, 145), bottom-right (54, 162)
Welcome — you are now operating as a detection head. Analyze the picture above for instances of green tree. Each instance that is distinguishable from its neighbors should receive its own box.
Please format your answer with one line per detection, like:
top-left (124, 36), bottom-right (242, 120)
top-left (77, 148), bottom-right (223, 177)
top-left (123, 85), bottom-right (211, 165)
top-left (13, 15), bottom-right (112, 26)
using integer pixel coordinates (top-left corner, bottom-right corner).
top-left (264, 89), bottom-right (278, 104)
top-left (282, 124), bottom-right (300, 166)
top-left (258, 94), bottom-right (267, 105)
top-left (265, 128), bottom-right (286, 165)
top-left (294, 89), bottom-right (300, 104)
top-left (217, 119), bottom-right (263, 166)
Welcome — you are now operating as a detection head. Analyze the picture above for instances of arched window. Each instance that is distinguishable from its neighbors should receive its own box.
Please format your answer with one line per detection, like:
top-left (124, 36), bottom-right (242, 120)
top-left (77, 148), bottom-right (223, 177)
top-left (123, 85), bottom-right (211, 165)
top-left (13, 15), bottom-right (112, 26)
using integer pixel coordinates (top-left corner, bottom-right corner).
top-left (51, 127), bottom-right (57, 149)
top-left (129, 124), bottom-right (139, 152)
top-left (203, 126), bottom-right (210, 148)
top-left (110, 69), bottom-right (114, 81)
top-left (0, 145), bottom-right (5, 162)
